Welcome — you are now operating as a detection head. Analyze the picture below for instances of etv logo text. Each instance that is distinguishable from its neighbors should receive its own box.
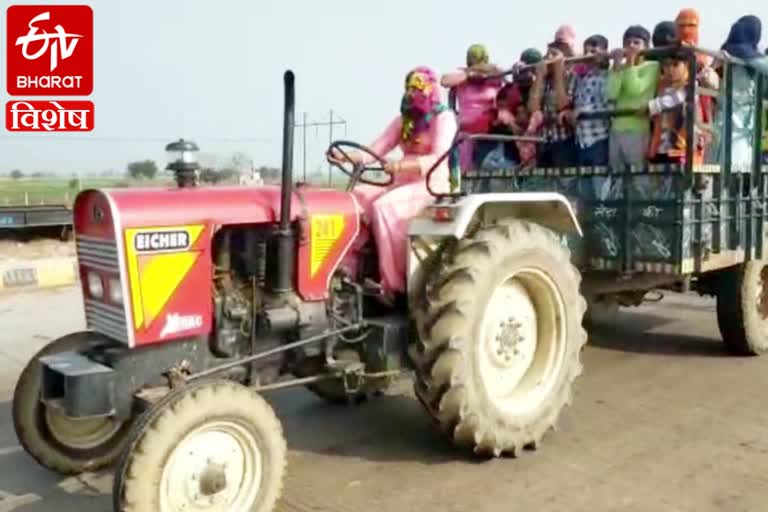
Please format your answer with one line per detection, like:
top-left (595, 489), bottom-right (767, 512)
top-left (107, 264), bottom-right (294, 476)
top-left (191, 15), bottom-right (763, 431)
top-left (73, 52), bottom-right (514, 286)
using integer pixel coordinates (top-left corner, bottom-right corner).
top-left (6, 5), bottom-right (93, 96)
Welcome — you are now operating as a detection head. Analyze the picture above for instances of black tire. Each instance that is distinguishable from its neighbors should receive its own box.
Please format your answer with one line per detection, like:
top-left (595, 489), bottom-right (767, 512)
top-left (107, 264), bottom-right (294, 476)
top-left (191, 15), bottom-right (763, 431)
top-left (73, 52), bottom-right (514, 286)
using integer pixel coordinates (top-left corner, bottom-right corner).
top-left (12, 332), bottom-right (133, 475)
top-left (113, 379), bottom-right (287, 512)
top-left (716, 261), bottom-right (768, 355)
top-left (411, 220), bottom-right (587, 456)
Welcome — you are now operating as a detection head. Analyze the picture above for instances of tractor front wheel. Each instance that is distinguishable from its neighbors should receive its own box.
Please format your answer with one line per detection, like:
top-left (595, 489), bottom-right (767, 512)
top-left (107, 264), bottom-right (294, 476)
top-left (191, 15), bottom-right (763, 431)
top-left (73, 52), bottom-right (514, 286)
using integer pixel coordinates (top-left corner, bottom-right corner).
top-left (412, 220), bottom-right (587, 456)
top-left (12, 332), bottom-right (132, 474)
top-left (113, 379), bottom-right (286, 512)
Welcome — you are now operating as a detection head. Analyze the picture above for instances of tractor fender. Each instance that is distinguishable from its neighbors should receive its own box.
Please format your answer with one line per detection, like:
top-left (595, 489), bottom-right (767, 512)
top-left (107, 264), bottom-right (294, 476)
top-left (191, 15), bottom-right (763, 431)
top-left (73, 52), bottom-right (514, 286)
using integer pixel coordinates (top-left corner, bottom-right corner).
top-left (409, 192), bottom-right (582, 239)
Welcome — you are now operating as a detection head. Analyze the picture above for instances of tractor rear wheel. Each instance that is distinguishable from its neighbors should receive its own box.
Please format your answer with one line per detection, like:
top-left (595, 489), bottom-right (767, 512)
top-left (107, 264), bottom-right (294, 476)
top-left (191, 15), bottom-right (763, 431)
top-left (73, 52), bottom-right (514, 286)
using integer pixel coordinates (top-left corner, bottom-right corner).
top-left (113, 379), bottom-right (286, 512)
top-left (411, 220), bottom-right (587, 456)
top-left (716, 261), bottom-right (768, 355)
top-left (12, 332), bottom-right (132, 474)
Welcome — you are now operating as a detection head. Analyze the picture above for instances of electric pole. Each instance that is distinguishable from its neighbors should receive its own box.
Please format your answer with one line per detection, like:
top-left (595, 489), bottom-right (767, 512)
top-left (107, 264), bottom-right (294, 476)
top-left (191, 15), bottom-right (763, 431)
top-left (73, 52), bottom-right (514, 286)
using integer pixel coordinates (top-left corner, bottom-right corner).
top-left (293, 111), bottom-right (346, 185)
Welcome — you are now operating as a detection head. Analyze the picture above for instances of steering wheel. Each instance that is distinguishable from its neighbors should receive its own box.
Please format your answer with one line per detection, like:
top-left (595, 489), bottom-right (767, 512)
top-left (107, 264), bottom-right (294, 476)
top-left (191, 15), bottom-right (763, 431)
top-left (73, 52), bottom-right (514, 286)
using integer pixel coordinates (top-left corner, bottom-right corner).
top-left (326, 140), bottom-right (394, 191)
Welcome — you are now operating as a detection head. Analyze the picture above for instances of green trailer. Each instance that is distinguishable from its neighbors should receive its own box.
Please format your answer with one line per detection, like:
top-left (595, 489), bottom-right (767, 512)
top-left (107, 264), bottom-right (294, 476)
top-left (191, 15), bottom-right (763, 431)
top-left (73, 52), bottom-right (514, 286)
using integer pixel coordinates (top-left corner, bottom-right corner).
top-left (448, 46), bottom-right (768, 355)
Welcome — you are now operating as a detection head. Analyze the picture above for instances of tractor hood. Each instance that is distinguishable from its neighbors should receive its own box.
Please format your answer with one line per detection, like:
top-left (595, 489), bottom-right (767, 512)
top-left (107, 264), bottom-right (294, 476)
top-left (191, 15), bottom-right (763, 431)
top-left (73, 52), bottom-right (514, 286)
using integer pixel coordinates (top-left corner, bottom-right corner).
top-left (72, 185), bottom-right (362, 348)
top-left (88, 185), bottom-right (303, 228)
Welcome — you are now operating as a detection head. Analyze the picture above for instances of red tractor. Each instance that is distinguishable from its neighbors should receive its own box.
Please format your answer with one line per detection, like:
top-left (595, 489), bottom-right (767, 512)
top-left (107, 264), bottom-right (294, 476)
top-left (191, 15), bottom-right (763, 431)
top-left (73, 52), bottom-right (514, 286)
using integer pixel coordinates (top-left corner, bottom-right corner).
top-left (12, 71), bottom-right (586, 511)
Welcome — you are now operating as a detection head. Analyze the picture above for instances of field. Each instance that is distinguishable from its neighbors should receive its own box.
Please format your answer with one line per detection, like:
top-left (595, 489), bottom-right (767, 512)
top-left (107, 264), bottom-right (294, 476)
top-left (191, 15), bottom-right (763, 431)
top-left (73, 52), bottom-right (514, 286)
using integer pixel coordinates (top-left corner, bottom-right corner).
top-left (0, 176), bottom-right (173, 206)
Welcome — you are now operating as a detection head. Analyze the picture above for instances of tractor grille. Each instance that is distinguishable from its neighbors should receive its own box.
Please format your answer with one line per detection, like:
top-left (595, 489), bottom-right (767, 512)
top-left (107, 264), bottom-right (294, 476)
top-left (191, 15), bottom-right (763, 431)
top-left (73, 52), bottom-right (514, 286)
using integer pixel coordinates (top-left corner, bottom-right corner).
top-left (76, 235), bottom-right (119, 273)
top-left (84, 299), bottom-right (129, 343)
top-left (77, 235), bottom-right (130, 344)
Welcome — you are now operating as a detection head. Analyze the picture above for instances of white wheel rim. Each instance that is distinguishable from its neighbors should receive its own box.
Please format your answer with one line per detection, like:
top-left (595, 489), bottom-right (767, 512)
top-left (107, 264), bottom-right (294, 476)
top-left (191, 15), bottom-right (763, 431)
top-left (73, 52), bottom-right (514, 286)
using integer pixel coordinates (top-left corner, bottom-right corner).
top-left (476, 267), bottom-right (567, 417)
top-left (45, 407), bottom-right (122, 450)
top-left (160, 420), bottom-right (263, 512)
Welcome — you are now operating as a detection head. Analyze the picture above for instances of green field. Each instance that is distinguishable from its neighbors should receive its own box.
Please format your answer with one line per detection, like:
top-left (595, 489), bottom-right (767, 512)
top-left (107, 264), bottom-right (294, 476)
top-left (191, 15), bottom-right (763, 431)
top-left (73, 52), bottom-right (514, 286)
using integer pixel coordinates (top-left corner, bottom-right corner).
top-left (0, 173), bottom-right (354, 207)
top-left (0, 177), bottom-right (175, 206)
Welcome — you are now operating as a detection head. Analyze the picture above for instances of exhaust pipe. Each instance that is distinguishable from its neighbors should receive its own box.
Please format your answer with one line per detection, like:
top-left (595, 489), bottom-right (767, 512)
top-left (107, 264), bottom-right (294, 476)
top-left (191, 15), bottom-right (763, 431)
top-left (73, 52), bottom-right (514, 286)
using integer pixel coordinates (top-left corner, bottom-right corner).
top-left (267, 70), bottom-right (296, 294)
top-left (279, 70), bottom-right (295, 230)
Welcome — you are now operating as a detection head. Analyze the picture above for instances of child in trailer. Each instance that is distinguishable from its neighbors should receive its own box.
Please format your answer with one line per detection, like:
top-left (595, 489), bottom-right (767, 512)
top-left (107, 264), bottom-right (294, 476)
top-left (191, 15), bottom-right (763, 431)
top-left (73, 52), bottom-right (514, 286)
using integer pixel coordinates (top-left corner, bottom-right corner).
top-left (481, 49), bottom-right (545, 172)
top-left (528, 39), bottom-right (577, 168)
top-left (328, 66), bottom-right (457, 299)
top-left (440, 44), bottom-right (504, 172)
top-left (645, 50), bottom-right (707, 165)
top-left (571, 35), bottom-right (612, 167)
top-left (606, 25), bottom-right (658, 172)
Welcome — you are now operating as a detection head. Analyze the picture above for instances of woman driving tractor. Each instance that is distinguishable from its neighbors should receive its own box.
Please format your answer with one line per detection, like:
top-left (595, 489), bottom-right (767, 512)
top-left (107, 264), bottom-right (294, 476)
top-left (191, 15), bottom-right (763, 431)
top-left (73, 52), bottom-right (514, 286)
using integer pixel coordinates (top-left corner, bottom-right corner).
top-left (328, 65), bottom-right (457, 298)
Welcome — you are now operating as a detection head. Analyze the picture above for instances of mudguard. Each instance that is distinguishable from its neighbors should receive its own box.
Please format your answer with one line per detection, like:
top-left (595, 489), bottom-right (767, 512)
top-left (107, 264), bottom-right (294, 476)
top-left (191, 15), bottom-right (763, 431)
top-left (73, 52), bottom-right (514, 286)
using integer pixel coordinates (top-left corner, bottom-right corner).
top-left (408, 192), bottom-right (582, 239)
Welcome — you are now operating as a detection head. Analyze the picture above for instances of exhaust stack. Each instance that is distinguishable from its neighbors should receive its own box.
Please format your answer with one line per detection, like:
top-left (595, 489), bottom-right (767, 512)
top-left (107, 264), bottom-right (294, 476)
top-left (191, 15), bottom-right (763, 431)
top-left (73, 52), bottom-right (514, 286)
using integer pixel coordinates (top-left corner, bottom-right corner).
top-left (266, 70), bottom-right (296, 294)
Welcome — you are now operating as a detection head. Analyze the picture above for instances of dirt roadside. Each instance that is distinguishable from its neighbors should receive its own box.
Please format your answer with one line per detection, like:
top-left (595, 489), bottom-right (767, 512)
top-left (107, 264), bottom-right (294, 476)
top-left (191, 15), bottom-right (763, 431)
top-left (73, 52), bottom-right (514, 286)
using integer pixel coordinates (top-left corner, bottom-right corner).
top-left (0, 231), bottom-right (75, 263)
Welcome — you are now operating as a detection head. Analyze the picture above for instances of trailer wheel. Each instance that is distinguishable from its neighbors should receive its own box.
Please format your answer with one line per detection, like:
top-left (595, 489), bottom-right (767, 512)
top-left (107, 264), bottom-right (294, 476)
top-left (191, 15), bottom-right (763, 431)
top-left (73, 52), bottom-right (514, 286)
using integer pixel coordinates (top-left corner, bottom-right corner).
top-left (12, 332), bottom-right (132, 475)
top-left (113, 379), bottom-right (286, 512)
top-left (716, 261), bottom-right (768, 355)
top-left (411, 220), bottom-right (587, 456)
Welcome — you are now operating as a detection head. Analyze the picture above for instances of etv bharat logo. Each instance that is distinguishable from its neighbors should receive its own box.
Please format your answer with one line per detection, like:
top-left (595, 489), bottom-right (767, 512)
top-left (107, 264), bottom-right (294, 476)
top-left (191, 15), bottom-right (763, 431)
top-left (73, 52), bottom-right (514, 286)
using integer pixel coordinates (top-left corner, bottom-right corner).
top-left (6, 5), bottom-right (93, 96)
top-left (17, 11), bottom-right (84, 73)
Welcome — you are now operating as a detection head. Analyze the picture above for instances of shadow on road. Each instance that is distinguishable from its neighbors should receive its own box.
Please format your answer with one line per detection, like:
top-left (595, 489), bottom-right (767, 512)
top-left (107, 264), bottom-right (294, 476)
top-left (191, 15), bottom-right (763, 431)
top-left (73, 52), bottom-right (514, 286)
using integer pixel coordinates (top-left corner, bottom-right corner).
top-left (586, 306), bottom-right (727, 358)
top-left (265, 386), bottom-right (484, 465)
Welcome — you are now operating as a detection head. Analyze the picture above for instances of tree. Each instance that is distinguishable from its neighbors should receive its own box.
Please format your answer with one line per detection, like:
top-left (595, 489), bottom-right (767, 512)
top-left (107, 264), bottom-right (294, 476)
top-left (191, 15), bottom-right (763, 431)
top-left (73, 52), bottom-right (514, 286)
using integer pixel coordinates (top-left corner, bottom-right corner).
top-left (199, 167), bottom-right (220, 184)
top-left (127, 160), bottom-right (158, 180)
top-left (256, 166), bottom-right (280, 183)
top-left (10, 169), bottom-right (23, 180)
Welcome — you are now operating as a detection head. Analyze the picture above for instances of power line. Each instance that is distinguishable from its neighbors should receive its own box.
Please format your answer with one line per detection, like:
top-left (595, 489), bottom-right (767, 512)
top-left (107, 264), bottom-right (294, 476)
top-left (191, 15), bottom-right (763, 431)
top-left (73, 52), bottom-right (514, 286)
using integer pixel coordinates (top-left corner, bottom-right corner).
top-left (293, 110), bottom-right (347, 183)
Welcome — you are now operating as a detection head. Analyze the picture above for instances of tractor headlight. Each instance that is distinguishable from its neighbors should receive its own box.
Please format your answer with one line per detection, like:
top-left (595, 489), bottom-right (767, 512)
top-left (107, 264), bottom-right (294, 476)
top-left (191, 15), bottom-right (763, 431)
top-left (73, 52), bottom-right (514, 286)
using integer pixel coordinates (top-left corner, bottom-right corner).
top-left (87, 272), bottom-right (104, 299)
top-left (108, 277), bottom-right (123, 305)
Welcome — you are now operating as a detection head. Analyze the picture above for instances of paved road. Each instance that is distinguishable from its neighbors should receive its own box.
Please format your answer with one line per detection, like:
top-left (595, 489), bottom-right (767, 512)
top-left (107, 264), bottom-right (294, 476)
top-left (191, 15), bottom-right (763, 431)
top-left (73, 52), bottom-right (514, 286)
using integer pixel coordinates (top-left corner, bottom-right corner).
top-left (1, 286), bottom-right (768, 511)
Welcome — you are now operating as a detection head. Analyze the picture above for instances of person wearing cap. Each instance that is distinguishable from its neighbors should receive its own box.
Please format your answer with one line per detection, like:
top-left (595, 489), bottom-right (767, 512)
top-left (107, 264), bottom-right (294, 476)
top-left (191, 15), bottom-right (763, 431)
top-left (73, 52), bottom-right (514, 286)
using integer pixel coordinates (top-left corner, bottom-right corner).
top-left (487, 48), bottom-right (546, 170)
top-left (606, 25), bottom-right (659, 171)
top-left (528, 39), bottom-right (578, 169)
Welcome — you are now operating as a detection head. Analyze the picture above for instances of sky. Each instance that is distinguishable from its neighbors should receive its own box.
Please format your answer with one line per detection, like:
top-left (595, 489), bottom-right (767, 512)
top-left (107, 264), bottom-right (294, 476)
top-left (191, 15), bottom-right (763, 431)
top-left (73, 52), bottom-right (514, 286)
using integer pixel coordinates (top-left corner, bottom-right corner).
top-left (0, 0), bottom-right (767, 177)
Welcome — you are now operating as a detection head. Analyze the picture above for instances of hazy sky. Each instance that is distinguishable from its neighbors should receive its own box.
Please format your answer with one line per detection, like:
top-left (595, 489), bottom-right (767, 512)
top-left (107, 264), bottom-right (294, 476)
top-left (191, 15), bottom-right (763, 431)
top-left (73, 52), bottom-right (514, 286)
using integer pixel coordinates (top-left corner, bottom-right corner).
top-left (1, 0), bottom-right (766, 177)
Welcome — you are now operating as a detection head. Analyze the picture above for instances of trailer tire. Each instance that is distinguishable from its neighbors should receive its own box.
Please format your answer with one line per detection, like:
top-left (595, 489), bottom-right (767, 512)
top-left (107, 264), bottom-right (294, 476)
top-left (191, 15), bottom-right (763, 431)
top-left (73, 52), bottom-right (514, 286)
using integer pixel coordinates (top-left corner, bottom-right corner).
top-left (12, 332), bottom-right (132, 475)
top-left (411, 219), bottom-right (587, 456)
top-left (716, 261), bottom-right (768, 355)
top-left (113, 379), bottom-right (286, 512)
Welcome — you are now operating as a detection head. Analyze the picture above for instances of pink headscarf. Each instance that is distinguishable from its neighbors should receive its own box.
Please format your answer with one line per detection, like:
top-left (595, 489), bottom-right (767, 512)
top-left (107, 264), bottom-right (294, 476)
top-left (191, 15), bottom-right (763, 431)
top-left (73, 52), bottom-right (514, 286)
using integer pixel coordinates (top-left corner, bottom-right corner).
top-left (555, 25), bottom-right (577, 55)
top-left (400, 66), bottom-right (443, 144)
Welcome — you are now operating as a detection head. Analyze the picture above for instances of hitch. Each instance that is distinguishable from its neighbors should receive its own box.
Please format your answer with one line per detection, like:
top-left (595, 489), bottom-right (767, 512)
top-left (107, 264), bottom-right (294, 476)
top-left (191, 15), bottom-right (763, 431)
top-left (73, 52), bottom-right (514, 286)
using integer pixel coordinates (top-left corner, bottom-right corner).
top-left (327, 358), bottom-right (365, 395)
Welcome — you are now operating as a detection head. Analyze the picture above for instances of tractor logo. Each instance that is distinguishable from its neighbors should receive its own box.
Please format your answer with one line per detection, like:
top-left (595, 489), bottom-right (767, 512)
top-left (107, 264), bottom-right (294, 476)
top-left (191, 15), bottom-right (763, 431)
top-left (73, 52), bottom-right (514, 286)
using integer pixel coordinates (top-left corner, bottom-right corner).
top-left (159, 313), bottom-right (203, 339)
top-left (134, 230), bottom-right (191, 253)
top-left (124, 225), bottom-right (205, 333)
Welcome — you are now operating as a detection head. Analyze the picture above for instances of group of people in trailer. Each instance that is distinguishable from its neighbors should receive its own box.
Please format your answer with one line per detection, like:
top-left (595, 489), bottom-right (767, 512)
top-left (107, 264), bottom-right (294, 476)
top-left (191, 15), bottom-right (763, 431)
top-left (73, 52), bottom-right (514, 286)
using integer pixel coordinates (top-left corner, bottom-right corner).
top-left (445, 10), bottom-right (768, 174)
top-left (327, 11), bottom-right (767, 302)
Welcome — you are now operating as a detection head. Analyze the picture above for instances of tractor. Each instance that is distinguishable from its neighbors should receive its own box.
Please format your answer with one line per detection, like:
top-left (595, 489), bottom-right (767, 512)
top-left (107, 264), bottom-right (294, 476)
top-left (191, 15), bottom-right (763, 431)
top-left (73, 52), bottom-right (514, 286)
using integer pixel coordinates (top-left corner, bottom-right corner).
top-left (12, 70), bottom-right (587, 511)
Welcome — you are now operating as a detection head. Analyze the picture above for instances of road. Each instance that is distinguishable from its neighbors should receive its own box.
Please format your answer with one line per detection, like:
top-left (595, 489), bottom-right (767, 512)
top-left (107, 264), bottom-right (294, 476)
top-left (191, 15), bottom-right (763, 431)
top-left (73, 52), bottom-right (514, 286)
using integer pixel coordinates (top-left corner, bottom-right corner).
top-left (1, 286), bottom-right (768, 511)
